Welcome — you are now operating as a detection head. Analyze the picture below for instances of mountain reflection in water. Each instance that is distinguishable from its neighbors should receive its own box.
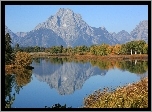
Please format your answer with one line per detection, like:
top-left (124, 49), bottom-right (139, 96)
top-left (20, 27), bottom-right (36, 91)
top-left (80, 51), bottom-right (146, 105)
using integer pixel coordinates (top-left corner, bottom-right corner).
top-left (32, 58), bottom-right (107, 95)
top-left (31, 58), bottom-right (148, 95)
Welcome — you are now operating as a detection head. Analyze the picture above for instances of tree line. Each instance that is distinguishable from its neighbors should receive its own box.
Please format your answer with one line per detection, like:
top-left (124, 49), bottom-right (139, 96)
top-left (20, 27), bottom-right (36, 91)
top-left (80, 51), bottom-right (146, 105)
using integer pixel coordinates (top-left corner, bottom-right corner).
top-left (14, 40), bottom-right (148, 56)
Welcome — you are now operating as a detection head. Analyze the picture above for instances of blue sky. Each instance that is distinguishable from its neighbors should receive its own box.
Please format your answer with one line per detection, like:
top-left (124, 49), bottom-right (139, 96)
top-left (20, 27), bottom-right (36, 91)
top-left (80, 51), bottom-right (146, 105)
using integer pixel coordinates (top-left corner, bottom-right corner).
top-left (5, 5), bottom-right (148, 33)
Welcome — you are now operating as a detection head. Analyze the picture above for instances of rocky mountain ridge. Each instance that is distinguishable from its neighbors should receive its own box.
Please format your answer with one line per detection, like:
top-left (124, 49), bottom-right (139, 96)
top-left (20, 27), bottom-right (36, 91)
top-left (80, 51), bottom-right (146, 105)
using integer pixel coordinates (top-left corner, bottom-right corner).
top-left (5, 8), bottom-right (148, 47)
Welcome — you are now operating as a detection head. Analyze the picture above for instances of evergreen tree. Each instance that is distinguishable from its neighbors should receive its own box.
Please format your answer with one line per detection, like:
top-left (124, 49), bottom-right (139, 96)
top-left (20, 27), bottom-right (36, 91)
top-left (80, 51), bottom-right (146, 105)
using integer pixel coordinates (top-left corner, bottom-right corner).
top-left (60, 45), bottom-right (63, 53)
top-left (14, 43), bottom-right (20, 53)
top-left (5, 33), bottom-right (13, 64)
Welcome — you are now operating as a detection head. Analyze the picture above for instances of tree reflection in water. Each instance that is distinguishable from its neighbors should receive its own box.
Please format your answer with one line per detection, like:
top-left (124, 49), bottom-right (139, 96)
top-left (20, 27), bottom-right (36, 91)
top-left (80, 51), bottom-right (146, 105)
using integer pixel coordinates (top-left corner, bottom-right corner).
top-left (90, 60), bottom-right (148, 75)
top-left (5, 66), bottom-right (33, 108)
top-left (42, 57), bottom-right (148, 75)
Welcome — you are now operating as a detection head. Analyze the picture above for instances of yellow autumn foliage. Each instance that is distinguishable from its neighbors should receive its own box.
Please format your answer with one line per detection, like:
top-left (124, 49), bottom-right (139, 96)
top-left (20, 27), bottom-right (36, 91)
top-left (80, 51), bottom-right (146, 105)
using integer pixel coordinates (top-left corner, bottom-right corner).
top-left (14, 51), bottom-right (32, 67)
top-left (84, 77), bottom-right (148, 108)
top-left (112, 44), bottom-right (121, 55)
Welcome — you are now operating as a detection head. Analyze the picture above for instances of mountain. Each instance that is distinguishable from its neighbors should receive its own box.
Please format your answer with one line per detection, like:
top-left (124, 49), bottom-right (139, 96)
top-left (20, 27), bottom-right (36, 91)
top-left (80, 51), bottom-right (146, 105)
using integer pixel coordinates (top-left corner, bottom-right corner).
top-left (5, 25), bottom-right (20, 45)
top-left (18, 28), bottom-right (66, 47)
top-left (92, 27), bottom-right (120, 45)
top-left (16, 32), bottom-right (28, 37)
top-left (32, 59), bottom-right (107, 95)
top-left (34, 8), bottom-right (119, 47)
top-left (112, 30), bottom-right (134, 44)
top-left (130, 20), bottom-right (148, 43)
top-left (5, 8), bottom-right (148, 47)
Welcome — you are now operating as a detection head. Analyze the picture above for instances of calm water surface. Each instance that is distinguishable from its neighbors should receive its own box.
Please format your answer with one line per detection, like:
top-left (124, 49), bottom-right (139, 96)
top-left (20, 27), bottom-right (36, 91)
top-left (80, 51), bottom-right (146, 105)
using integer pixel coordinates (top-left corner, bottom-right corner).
top-left (6, 58), bottom-right (148, 108)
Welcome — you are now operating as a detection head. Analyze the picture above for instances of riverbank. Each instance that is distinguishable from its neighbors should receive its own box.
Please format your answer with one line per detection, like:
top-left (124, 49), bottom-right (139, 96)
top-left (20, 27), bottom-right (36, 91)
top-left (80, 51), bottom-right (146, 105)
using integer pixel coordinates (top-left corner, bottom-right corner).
top-left (73, 54), bottom-right (148, 61)
top-left (29, 52), bottom-right (70, 58)
top-left (83, 77), bottom-right (148, 108)
top-left (30, 52), bottom-right (148, 61)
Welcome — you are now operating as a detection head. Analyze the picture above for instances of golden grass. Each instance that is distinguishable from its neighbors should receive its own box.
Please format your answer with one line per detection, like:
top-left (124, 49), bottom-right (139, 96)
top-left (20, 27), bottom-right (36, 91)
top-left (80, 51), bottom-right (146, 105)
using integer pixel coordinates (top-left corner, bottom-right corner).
top-left (84, 77), bottom-right (148, 108)
top-left (29, 52), bottom-right (70, 58)
top-left (73, 54), bottom-right (148, 61)
top-left (30, 52), bottom-right (148, 61)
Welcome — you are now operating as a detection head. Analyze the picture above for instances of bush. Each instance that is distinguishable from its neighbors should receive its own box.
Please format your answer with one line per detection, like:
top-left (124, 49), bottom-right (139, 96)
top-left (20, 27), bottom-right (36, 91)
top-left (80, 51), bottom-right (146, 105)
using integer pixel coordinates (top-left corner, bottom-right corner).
top-left (14, 51), bottom-right (32, 67)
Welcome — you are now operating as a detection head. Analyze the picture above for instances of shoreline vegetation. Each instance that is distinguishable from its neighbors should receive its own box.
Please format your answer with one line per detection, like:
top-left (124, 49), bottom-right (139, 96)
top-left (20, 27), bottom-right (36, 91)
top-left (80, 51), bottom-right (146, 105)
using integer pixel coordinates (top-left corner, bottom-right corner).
top-left (30, 52), bottom-right (148, 61)
top-left (14, 40), bottom-right (148, 61)
top-left (83, 77), bottom-right (148, 108)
